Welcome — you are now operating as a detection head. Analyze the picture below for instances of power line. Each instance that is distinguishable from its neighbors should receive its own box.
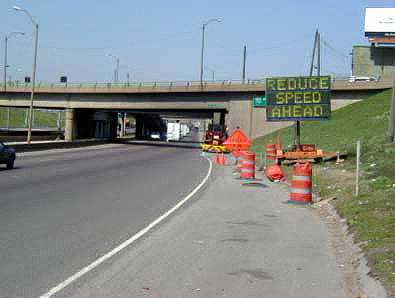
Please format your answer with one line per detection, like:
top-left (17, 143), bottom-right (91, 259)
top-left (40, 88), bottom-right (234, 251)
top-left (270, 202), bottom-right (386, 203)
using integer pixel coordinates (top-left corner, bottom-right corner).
top-left (320, 37), bottom-right (350, 62)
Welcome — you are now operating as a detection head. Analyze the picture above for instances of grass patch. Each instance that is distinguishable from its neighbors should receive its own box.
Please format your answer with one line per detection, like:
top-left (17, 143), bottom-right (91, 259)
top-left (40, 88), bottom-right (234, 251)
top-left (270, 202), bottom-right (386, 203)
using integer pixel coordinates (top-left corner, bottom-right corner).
top-left (0, 107), bottom-right (64, 129)
top-left (252, 89), bottom-right (395, 296)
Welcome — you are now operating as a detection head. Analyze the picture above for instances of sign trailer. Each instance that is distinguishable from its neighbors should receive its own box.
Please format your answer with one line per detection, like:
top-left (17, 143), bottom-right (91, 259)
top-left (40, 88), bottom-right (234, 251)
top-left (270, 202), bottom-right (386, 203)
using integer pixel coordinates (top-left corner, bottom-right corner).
top-left (266, 76), bottom-right (331, 121)
top-left (265, 75), bottom-right (331, 163)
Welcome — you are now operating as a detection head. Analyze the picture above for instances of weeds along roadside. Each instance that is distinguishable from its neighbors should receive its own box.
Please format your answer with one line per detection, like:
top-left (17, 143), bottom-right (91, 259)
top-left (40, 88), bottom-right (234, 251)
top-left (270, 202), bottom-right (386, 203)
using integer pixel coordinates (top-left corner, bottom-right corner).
top-left (251, 89), bottom-right (395, 296)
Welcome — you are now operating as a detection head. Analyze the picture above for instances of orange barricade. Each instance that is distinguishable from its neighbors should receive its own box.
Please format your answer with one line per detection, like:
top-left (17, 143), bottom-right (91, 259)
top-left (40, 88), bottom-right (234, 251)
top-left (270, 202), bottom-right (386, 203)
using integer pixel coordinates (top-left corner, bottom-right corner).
top-left (290, 162), bottom-right (312, 203)
top-left (266, 143), bottom-right (276, 162)
top-left (266, 165), bottom-right (285, 182)
top-left (240, 151), bottom-right (255, 179)
top-left (224, 129), bottom-right (252, 158)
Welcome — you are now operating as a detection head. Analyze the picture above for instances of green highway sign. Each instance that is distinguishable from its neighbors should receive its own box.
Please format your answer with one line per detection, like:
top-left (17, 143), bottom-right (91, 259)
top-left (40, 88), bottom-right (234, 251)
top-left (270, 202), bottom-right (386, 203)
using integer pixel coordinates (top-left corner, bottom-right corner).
top-left (253, 96), bottom-right (267, 107)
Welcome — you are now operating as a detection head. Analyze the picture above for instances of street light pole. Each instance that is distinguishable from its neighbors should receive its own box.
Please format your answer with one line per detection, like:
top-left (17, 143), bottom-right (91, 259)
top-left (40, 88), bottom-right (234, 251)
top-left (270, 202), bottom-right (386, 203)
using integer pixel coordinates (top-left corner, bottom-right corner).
top-left (116, 57), bottom-right (119, 84)
top-left (13, 6), bottom-right (38, 144)
top-left (4, 32), bottom-right (24, 92)
top-left (200, 18), bottom-right (222, 87)
top-left (106, 54), bottom-right (120, 84)
top-left (205, 66), bottom-right (215, 81)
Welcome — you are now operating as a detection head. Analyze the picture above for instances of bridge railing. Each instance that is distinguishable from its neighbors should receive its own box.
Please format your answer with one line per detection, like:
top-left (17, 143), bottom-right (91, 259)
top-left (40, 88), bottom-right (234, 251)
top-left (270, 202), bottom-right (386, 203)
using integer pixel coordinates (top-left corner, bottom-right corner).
top-left (0, 76), bottom-right (390, 90)
top-left (0, 79), bottom-right (266, 89)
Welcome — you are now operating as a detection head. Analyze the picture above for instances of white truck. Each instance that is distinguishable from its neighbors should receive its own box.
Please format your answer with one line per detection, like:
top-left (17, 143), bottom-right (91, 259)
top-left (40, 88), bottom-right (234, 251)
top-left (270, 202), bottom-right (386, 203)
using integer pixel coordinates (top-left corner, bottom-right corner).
top-left (166, 122), bottom-right (181, 141)
top-left (180, 124), bottom-right (189, 137)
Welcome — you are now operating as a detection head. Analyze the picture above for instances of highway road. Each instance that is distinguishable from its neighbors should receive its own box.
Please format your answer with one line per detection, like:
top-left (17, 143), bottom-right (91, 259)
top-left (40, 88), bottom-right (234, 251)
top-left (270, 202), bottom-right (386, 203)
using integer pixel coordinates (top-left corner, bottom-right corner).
top-left (0, 135), bottom-right (209, 298)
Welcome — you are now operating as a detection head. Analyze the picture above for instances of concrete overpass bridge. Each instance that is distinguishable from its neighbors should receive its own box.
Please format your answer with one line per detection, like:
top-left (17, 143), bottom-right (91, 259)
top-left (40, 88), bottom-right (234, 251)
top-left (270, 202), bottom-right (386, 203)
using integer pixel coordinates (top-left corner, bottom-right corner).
top-left (0, 78), bottom-right (392, 141)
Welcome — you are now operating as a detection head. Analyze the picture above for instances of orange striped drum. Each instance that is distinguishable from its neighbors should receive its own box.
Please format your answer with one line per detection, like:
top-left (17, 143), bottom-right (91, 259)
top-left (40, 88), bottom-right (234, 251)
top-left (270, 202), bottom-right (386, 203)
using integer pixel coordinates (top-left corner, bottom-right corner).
top-left (290, 162), bottom-right (312, 203)
top-left (240, 151), bottom-right (255, 179)
top-left (266, 144), bottom-right (276, 162)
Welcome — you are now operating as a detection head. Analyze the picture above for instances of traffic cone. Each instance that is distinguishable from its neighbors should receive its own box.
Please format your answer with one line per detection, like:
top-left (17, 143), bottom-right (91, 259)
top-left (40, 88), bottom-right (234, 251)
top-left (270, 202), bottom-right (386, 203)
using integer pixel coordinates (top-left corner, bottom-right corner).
top-left (219, 153), bottom-right (225, 166)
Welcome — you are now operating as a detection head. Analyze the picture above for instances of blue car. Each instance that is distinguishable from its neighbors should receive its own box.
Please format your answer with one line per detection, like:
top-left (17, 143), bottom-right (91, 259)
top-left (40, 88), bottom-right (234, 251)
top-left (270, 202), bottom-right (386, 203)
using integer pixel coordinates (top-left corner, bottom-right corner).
top-left (0, 141), bottom-right (16, 169)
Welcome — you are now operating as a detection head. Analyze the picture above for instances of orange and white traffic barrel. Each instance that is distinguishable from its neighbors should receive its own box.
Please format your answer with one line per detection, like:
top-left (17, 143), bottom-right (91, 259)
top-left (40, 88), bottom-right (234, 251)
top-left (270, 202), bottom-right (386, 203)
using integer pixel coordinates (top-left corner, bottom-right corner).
top-left (240, 151), bottom-right (255, 179)
top-left (266, 144), bottom-right (276, 163)
top-left (290, 162), bottom-right (312, 203)
top-left (266, 165), bottom-right (285, 182)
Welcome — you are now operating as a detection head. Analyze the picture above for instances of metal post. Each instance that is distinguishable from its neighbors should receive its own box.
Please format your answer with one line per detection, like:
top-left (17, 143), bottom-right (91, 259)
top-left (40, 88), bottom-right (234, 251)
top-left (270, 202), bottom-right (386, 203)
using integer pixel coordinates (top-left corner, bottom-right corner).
top-left (387, 59), bottom-right (395, 143)
top-left (249, 98), bottom-right (253, 140)
top-left (296, 121), bottom-right (301, 147)
top-left (356, 140), bottom-right (361, 196)
top-left (57, 110), bottom-right (61, 131)
top-left (27, 22), bottom-right (38, 144)
top-left (200, 24), bottom-right (205, 87)
top-left (242, 45), bottom-right (246, 83)
top-left (7, 107), bottom-right (10, 129)
top-left (3, 36), bottom-right (7, 91)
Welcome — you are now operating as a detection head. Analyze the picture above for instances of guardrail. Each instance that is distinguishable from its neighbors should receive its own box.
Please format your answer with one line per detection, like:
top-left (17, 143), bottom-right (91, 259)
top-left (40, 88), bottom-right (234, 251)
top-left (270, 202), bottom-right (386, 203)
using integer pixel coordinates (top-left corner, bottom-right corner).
top-left (0, 76), bottom-right (390, 91)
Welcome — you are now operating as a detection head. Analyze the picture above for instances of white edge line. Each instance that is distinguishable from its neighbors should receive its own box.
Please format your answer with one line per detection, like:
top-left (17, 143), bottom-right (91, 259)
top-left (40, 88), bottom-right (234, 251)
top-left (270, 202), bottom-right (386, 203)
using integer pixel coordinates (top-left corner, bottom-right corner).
top-left (38, 156), bottom-right (212, 298)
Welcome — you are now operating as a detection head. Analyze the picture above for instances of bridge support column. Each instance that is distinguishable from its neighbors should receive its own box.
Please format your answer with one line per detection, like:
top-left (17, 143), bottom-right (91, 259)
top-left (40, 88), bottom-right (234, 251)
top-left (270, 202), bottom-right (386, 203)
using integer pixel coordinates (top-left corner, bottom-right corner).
top-left (135, 115), bottom-right (144, 139)
top-left (65, 108), bottom-right (77, 142)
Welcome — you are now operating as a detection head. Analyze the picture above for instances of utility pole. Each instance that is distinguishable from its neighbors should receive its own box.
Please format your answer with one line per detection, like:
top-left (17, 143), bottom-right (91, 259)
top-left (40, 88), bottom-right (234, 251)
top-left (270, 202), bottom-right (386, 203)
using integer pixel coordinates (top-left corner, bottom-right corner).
top-left (242, 45), bottom-right (246, 83)
top-left (317, 32), bottom-right (320, 77)
top-left (295, 29), bottom-right (319, 147)
top-left (309, 29), bottom-right (318, 77)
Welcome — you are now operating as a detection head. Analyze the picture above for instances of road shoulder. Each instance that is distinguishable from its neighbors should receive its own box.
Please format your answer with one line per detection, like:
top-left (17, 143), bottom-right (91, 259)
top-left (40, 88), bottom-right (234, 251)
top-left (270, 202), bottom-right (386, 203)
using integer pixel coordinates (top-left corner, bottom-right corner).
top-left (58, 159), bottom-right (351, 298)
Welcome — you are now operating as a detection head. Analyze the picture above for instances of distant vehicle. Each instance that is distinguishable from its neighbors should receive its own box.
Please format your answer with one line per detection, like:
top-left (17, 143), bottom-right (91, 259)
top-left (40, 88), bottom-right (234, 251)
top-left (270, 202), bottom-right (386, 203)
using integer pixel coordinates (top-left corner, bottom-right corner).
top-left (202, 124), bottom-right (229, 153)
top-left (349, 76), bottom-right (377, 82)
top-left (0, 141), bottom-right (16, 169)
top-left (167, 122), bottom-right (181, 141)
top-left (180, 124), bottom-right (190, 137)
top-left (150, 131), bottom-right (161, 140)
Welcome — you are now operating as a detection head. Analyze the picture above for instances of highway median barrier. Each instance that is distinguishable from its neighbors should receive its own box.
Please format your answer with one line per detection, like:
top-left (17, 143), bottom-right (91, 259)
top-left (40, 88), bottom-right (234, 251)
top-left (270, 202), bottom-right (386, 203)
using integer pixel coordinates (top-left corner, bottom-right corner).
top-left (7, 139), bottom-right (112, 153)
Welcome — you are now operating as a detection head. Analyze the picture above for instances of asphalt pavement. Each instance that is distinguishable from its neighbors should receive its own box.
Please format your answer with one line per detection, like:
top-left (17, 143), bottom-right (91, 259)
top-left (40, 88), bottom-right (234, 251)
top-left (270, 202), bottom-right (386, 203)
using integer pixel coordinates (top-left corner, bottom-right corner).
top-left (0, 132), bottom-right (349, 298)
top-left (0, 140), bottom-right (209, 298)
top-left (51, 154), bottom-right (346, 298)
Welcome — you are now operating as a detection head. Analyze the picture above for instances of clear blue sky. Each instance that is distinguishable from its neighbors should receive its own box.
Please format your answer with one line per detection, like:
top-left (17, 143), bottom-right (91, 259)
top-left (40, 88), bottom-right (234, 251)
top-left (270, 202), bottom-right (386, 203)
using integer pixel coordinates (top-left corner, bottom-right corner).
top-left (1, 0), bottom-right (394, 84)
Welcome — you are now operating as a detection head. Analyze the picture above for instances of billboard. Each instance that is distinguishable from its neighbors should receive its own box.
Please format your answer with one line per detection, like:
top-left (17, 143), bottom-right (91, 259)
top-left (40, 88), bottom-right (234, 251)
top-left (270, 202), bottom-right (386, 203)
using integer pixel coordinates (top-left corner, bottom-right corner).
top-left (365, 8), bottom-right (395, 37)
top-left (265, 76), bottom-right (331, 121)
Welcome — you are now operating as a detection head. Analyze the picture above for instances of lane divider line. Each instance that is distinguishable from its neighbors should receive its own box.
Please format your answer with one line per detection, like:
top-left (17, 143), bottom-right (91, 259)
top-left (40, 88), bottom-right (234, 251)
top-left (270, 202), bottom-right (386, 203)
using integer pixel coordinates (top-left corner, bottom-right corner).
top-left (38, 156), bottom-right (212, 298)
